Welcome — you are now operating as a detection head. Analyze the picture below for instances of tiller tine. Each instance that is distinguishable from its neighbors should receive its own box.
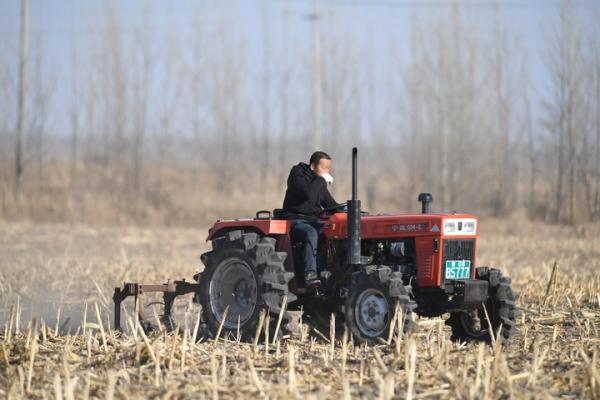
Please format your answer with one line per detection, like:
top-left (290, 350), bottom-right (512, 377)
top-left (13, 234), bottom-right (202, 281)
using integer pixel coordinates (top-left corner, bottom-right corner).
top-left (113, 280), bottom-right (200, 332)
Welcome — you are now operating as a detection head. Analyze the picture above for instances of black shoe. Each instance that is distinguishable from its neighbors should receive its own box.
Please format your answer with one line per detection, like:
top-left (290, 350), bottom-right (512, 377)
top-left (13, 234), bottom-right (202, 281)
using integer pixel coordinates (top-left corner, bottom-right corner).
top-left (304, 271), bottom-right (321, 287)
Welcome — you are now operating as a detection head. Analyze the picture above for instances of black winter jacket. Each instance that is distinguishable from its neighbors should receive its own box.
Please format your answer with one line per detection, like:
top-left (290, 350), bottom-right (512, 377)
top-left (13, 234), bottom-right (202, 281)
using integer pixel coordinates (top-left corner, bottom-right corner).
top-left (282, 162), bottom-right (338, 220)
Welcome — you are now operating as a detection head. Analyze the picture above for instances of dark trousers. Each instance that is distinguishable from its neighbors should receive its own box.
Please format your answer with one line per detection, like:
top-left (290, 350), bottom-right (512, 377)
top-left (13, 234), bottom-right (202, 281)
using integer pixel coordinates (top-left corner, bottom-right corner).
top-left (290, 220), bottom-right (323, 275)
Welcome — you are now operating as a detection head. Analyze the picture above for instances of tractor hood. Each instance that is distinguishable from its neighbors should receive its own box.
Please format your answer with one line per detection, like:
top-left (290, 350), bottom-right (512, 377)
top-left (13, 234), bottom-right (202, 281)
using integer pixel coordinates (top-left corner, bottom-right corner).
top-left (205, 212), bottom-right (478, 241)
top-left (322, 212), bottom-right (478, 240)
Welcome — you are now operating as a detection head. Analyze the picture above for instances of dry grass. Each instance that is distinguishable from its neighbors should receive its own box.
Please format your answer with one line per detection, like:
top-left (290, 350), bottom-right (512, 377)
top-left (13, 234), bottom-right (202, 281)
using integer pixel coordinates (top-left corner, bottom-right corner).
top-left (0, 219), bottom-right (599, 399)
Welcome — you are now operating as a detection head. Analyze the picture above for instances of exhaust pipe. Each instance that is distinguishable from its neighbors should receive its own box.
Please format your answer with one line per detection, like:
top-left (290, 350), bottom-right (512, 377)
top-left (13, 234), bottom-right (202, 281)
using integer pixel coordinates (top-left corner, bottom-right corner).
top-left (347, 147), bottom-right (362, 266)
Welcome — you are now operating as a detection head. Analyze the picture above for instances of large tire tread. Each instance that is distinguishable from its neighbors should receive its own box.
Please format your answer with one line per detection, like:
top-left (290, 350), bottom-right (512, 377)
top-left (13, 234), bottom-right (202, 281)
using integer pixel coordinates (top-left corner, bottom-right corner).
top-left (196, 230), bottom-right (295, 341)
top-left (446, 267), bottom-right (520, 344)
top-left (345, 265), bottom-right (416, 344)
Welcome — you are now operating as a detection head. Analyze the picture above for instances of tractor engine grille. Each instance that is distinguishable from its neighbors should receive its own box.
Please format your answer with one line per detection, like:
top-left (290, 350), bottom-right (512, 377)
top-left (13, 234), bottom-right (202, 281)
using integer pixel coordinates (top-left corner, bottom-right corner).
top-left (442, 239), bottom-right (475, 281)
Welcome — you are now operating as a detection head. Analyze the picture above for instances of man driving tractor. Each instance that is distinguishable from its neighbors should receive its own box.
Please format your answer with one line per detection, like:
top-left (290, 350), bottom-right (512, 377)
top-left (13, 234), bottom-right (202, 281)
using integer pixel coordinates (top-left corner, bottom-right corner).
top-left (280, 151), bottom-right (338, 287)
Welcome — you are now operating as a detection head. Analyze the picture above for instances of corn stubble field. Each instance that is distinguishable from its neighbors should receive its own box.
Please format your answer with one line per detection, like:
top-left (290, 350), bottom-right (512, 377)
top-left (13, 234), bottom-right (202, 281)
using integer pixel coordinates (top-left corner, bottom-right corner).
top-left (0, 219), bottom-right (598, 399)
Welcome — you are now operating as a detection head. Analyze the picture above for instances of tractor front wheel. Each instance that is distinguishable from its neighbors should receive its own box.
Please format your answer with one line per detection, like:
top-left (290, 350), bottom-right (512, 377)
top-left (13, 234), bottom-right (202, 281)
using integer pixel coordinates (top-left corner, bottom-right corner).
top-left (445, 267), bottom-right (519, 344)
top-left (344, 266), bottom-right (416, 344)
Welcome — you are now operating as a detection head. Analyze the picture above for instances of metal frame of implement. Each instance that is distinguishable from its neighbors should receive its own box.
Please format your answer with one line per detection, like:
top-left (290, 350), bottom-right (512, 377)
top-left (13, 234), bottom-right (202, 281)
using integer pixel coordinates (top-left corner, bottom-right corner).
top-left (113, 280), bottom-right (200, 331)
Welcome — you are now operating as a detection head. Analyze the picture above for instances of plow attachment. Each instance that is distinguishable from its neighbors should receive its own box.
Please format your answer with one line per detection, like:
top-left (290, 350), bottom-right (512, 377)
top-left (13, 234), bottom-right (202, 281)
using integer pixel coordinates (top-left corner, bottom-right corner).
top-left (113, 280), bottom-right (200, 332)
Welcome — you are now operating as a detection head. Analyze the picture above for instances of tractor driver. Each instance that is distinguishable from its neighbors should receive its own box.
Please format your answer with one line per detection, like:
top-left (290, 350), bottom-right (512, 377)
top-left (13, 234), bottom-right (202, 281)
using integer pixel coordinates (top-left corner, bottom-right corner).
top-left (281, 151), bottom-right (338, 287)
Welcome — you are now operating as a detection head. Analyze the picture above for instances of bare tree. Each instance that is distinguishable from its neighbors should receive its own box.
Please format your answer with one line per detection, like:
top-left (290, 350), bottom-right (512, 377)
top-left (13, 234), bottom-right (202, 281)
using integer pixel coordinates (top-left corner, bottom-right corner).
top-left (542, 1), bottom-right (587, 223)
top-left (309, 4), bottom-right (323, 152)
top-left (277, 7), bottom-right (292, 186)
top-left (68, 44), bottom-right (81, 219)
top-left (0, 43), bottom-right (16, 213)
top-left (205, 23), bottom-right (249, 196)
top-left (321, 22), bottom-right (362, 157)
top-left (14, 0), bottom-right (28, 202)
top-left (260, 1), bottom-right (271, 192)
top-left (581, 19), bottom-right (600, 220)
top-left (486, 9), bottom-right (523, 216)
top-left (399, 6), bottom-right (487, 212)
top-left (28, 42), bottom-right (53, 200)
top-left (522, 63), bottom-right (539, 218)
top-left (129, 24), bottom-right (154, 207)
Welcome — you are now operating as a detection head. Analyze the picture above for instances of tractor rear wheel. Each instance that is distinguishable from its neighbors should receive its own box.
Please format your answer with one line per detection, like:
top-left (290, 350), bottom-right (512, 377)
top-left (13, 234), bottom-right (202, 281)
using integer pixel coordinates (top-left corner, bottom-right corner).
top-left (445, 267), bottom-right (519, 344)
top-left (344, 266), bottom-right (416, 344)
top-left (196, 230), bottom-right (296, 341)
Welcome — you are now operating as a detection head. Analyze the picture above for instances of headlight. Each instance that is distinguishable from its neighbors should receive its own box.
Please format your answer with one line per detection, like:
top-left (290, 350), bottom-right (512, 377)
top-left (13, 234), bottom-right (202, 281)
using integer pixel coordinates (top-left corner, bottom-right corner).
top-left (463, 220), bottom-right (476, 233)
top-left (443, 220), bottom-right (456, 233)
top-left (443, 218), bottom-right (477, 235)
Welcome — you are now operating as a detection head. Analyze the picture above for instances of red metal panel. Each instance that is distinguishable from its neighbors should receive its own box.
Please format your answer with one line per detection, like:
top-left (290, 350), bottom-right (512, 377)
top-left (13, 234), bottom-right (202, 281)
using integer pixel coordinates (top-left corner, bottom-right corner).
top-left (207, 219), bottom-right (291, 240)
top-left (415, 236), bottom-right (439, 286)
top-left (323, 213), bottom-right (451, 240)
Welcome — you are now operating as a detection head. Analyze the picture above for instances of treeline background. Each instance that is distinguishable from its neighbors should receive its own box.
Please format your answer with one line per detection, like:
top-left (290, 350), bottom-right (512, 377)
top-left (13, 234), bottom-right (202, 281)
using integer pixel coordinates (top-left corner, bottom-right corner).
top-left (0, 1), bottom-right (599, 226)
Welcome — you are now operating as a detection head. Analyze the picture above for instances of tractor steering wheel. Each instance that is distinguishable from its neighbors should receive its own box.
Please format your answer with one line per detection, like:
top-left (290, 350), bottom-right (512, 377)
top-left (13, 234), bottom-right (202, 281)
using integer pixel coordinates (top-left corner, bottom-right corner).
top-left (320, 203), bottom-right (347, 217)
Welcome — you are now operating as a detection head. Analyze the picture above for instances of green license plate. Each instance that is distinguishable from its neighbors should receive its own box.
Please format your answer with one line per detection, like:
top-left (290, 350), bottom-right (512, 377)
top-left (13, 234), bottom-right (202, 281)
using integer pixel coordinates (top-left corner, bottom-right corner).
top-left (445, 260), bottom-right (471, 279)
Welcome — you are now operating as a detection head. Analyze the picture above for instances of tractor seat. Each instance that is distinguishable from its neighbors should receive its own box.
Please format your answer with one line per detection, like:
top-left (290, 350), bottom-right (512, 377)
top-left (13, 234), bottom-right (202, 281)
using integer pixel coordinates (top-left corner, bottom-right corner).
top-left (272, 209), bottom-right (304, 247)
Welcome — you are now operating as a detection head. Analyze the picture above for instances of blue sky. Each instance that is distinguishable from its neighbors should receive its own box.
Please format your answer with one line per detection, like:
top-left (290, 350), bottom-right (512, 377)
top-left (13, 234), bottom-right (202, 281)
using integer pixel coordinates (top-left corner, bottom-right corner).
top-left (0, 0), bottom-right (596, 135)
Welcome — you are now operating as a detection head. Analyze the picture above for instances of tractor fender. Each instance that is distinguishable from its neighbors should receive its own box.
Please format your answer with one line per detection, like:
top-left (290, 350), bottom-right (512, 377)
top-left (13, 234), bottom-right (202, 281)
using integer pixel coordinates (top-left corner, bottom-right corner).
top-left (206, 219), bottom-right (291, 241)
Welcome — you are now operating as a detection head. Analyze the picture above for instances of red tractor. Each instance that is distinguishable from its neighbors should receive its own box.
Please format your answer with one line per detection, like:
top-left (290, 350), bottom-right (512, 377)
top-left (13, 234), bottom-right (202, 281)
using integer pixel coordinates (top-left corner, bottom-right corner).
top-left (114, 148), bottom-right (519, 344)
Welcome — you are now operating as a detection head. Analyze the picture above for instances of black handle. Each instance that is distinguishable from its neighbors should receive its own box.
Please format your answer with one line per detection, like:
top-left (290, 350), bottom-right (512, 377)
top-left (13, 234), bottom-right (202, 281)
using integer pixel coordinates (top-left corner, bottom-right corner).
top-left (255, 210), bottom-right (272, 220)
